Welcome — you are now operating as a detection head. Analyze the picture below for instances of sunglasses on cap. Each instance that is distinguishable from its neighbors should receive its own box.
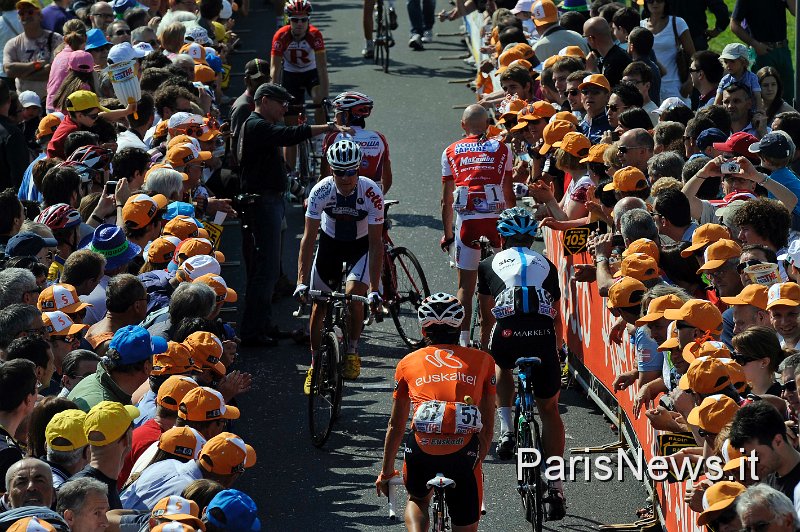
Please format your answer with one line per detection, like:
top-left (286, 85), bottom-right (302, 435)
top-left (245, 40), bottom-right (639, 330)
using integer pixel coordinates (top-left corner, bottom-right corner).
top-left (332, 168), bottom-right (358, 177)
top-left (289, 17), bottom-right (308, 22)
top-left (737, 259), bottom-right (762, 273)
top-left (179, 124), bottom-right (205, 137)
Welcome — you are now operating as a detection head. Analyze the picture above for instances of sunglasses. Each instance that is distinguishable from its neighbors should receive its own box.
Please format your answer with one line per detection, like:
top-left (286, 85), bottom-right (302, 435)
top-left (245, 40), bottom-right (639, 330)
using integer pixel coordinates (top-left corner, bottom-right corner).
top-left (580, 88), bottom-right (603, 96)
top-left (180, 125), bottom-right (205, 137)
top-left (566, 89), bottom-right (580, 96)
top-left (53, 333), bottom-right (82, 344)
top-left (290, 17), bottom-right (309, 22)
top-left (617, 145), bottom-right (645, 154)
top-left (606, 104), bottom-right (620, 113)
top-left (737, 259), bottom-right (762, 273)
top-left (115, 29), bottom-right (131, 35)
top-left (783, 380), bottom-right (798, 392)
top-left (92, 12), bottom-right (114, 17)
top-left (333, 168), bottom-right (358, 177)
top-left (81, 112), bottom-right (100, 121)
top-left (697, 428), bottom-right (717, 439)
top-left (732, 354), bottom-right (759, 365)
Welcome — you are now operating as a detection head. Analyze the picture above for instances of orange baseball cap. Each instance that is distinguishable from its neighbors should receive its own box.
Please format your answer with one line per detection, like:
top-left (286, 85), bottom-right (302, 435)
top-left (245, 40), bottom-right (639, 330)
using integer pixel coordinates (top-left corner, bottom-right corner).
top-left (519, 100), bottom-right (556, 121)
top-left (542, 55), bottom-right (561, 69)
top-left (678, 357), bottom-right (731, 393)
top-left (622, 238), bottom-right (660, 262)
top-left (531, 0), bottom-right (558, 27)
top-left (579, 142), bottom-right (610, 164)
top-left (658, 320), bottom-right (679, 350)
top-left (179, 386), bottom-right (240, 421)
top-left (167, 134), bottom-right (200, 150)
top-left (663, 299), bottom-right (723, 334)
top-left (497, 48), bottom-right (525, 74)
top-left (681, 341), bottom-right (732, 364)
top-left (194, 64), bottom-right (217, 84)
top-left (175, 238), bottom-right (225, 264)
top-left (183, 331), bottom-right (226, 376)
top-left (578, 73), bottom-right (611, 93)
top-left (194, 273), bottom-right (237, 304)
top-left (43, 311), bottom-right (88, 336)
top-left (552, 111), bottom-right (579, 126)
top-left (552, 131), bottom-right (590, 158)
top-left (152, 342), bottom-right (201, 377)
top-left (197, 228), bottom-right (210, 239)
top-left (163, 216), bottom-right (201, 240)
top-left (165, 143), bottom-right (212, 168)
top-left (686, 394), bottom-right (739, 434)
top-left (497, 99), bottom-right (527, 125)
top-left (767, 282), bottom-right (800, 309)
top-left (151, 495), bottom-right (204, 530)
top-left (146, 235), bottom-right (182, 265)
top-left (157, 375), bottom-right (199, 410)
top-left (635, 294), bottom-right (685, 326)
top-left (7, 517), bottom-right (56, 532)
top-left (680, 223), bottom-right (731, 257)
top-left (158, 426), bottom-right (206, 460)
top-left (198, 432), bottom-right (256, 475)
top-left (612, 252), bottom-right (659, 282)
top-left (696, 239), bottom-right (742, 273)
top-left (38, 283), bottom-right (91, 314)
top-left (719, 358), bottom-right (748, 392)
top-left (538, 120), bottom-right (575, 155)
top-left (696, 481), bottom-right (746, 527)
top-left (558, 45), bottom-right (586, 59)
top-left (36, 113), bottom-right (62, 139)
top-left (720, 283), bottom-right (769, 310)
top-left (606, 276), bottom-right (646, 309)
top-left (122, 193), bottom-right (168, 230)
top-left (603, 166), bottom-right (648, 192)
top-left (512, 42), bottom-right (535, 60)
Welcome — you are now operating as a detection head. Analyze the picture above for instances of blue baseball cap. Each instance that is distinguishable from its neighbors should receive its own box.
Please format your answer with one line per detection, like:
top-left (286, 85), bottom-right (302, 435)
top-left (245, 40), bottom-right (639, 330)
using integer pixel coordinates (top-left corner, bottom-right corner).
top-left (109, 325), bottom-right (168, 364)
top-left (696, 128), bottom-right (728, 152)
top-left (110, 0), bottom-right (143, 14)
top-left (85, 28), bottom-right (111, 50)
top-left (205, 490), bottom-right (260, 532)
top-left (205, 50), bottom-right (223, 73)
top-left (163, 201), bottom-right (196, 221)
top-left (81, 223), bottom-right (141, 272)
top-left (5, 231), bottom-right (58, 257)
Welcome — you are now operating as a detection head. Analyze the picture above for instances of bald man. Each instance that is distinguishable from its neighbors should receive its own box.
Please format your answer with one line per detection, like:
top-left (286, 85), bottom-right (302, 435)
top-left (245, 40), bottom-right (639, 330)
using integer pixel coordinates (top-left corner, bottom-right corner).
top-left (5, 458), bottom-right (54, 509)
top-left (619, 128), bottom-right (655, 175)
top-left (441, 104), bottom-right (515, 346)
top-left (584, 17), bottom-right (631, 87)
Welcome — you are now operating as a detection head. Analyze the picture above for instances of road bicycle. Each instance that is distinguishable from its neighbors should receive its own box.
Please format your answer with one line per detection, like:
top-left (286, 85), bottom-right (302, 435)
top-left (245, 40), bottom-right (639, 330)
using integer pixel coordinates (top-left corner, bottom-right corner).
top-left (467, 235), bottom-right (495, 348)
top-left (306, 286), bottom-right (369, 447)
top-left (380, 199), bottom-right (430, 349)
top-left (515, 356), bottom-right (546, 532)
top-left (427, 473), bottom-right (456, 531)
top-left (373, 0), bottom-right (394, 73)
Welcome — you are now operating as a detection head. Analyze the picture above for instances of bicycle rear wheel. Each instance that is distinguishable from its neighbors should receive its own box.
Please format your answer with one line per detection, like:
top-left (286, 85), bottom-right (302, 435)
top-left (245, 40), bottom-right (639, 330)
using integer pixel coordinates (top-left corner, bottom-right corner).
top-left (430, 492), bottom-right (447, 532)
top-left (515, 412), bottom-right (544, 530)
top-left (308, 331), bottom-right (342, 447)
top-left (388, 247), bottom-right (430, 349)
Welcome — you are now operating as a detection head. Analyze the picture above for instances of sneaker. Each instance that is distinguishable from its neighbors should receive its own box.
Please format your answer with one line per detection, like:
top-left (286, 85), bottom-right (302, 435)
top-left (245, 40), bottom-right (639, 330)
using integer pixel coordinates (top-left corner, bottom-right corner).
top-left (421, 30), bottom-right (433, 43)
top-left (343, 353), bottom-right (361, 379)
top-left (545, 488), bottom-right (567, 521)
top-left (408, 33), bottom-right (424, 50)
top-left (362, 39), bottom-right (375, 59)
top-left (496, 431), bottom-right (515, 460)
top-left (303, 367), bottom-right (314, 395)
top-left (388, 6), bottom-right (398, 29)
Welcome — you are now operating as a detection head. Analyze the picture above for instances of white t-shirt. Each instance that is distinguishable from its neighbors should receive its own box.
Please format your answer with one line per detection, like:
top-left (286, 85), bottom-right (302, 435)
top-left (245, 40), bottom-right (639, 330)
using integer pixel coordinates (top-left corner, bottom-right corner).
top-left (116, 130), bottom-right (149, 152)
top-left (641, 16), bottom-right (689, 103)
top-left (0, 11), bottom-right (22, 77)
top-left (3, 30), bottom-right (63, 101)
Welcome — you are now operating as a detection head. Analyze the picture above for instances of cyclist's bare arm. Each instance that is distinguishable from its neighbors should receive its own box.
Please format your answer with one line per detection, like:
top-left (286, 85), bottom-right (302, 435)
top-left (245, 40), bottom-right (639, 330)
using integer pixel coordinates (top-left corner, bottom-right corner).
top-left (379, 392), bottom-right (410, 479)
top-left (478, 294), bottom-right (495, 349)
top-left (367, 222), bottom-right (384, 294)
top-left (297, 216), bottom-right (321, 287)
top-left (502, 172), bottom-right (515, 209)
top-left (270, 59), bottom-right (283, 85)
top-left (382, 157), bottom-right (393, 195)
top-left (315, 51), bottom-right (329, 99)
top-left (363, 0), bottom-right (375, 40)
top-left (478, 386), bottom-right (496, 463)
top-left (441, 180), bottom-right (455, 240)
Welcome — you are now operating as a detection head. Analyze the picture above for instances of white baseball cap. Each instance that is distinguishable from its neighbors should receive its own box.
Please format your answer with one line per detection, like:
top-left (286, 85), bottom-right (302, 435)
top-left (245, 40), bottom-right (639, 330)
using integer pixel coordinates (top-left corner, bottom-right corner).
top-left (108, 42), bottom-right (146, 64)
top-left (18, 90), bottom-right (42, 108)
top-left (511, 0), bottom-right (533, 13)
top-left (132, 41), bottom-right (154, 55)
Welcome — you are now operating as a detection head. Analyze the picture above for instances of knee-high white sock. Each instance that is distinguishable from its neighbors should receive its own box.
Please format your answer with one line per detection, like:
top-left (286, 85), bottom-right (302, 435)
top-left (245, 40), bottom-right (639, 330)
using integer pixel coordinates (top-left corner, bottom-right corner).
top-left (498, 407), bottom-right (513, 434)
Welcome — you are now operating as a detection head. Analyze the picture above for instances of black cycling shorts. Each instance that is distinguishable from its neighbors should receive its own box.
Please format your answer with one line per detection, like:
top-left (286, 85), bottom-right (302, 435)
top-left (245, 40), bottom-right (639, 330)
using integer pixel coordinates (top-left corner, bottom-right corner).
top-left (283, 69), bottom-right (320, 114)
top-left (403, 434), bottom-right (482, 527)
top-left (488, 315), bottom-right (560, 399)
top-left (310, 231), bottom-right (370, 292)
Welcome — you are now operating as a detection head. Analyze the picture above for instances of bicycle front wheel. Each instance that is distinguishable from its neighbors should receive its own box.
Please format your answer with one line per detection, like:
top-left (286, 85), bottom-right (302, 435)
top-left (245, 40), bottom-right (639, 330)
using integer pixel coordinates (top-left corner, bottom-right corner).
top-left (388, 247), bottom-right (430, 349)
top-left (308, 331), bottom-right (342, 447)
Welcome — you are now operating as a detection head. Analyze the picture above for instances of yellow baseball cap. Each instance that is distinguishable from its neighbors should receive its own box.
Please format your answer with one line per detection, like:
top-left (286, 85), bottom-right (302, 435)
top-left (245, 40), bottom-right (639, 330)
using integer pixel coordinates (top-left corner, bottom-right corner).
top-left (720, 283), bottom-right (769, 310)
top-left (45, 409), bottom-right (88, 451)
top-left (84, 401), bottom-right (139, 446)
top-left (65, 90), bottom-right (109, 113)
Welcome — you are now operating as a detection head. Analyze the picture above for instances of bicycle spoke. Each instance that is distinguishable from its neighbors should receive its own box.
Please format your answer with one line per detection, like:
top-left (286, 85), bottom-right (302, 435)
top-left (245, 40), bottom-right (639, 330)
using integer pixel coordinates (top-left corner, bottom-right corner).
top-left (388, 248), bottom-right (430, 349)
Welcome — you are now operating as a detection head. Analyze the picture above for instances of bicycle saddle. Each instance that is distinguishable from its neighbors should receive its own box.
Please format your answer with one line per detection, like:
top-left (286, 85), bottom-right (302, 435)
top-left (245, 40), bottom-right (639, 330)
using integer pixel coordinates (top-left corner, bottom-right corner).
top-left (385, 199), bottom-right (400, 207)
top-left (516, 357), bottom-right (542, 367)
top-left (427, 474), bottom-right (456, 489)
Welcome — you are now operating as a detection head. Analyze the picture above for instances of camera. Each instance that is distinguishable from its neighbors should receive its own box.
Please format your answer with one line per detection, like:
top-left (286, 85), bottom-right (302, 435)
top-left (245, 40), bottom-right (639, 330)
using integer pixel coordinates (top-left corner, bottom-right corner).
top-left (720, 161), bottom-right (740, 174)
top-left (104, 180), bottom-right (117, 195)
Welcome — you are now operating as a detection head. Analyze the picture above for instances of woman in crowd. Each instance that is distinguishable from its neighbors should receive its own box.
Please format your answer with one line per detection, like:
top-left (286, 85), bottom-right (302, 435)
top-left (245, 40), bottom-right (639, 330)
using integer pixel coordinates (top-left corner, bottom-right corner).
top-left (639, 0), bottom-right (695, 103)
top-left (757, 66), bottom-right (795, 125)
top-left (731, 326), bottom-right (785, 396)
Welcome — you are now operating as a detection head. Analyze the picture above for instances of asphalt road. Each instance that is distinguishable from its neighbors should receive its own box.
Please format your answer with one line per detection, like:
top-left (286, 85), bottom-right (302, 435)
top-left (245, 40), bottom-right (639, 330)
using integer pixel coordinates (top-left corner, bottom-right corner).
top-left (228, 2), bottom-right (652, 529)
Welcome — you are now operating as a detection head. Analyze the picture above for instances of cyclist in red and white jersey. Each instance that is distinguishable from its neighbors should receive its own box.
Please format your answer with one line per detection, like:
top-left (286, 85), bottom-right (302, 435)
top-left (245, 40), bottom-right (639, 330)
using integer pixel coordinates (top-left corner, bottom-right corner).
top-left (441, 104), bottom-right (515, 346)
top-left (271, 0), bottom-right (329, 170)
top-left (321, 91), bottom-right (393, 193)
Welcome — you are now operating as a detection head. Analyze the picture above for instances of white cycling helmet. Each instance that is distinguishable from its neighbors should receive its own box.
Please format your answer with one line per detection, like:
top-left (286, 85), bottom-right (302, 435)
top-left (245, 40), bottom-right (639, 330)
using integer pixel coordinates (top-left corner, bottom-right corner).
top-left (326, 138), bottom-right (362, 171)
top-left (418, 292), bottom-right (465, 328)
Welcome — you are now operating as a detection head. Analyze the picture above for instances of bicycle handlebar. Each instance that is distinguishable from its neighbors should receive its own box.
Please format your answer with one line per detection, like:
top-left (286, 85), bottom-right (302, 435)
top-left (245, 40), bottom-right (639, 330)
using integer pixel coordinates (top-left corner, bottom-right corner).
top-left (308, 289), bottom-right (370, 304)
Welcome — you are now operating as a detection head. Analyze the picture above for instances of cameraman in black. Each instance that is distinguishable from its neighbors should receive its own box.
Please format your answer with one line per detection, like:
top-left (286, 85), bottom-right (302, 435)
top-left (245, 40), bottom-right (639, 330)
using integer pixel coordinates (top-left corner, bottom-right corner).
top-left (238, 83), bottom-right (351, 347)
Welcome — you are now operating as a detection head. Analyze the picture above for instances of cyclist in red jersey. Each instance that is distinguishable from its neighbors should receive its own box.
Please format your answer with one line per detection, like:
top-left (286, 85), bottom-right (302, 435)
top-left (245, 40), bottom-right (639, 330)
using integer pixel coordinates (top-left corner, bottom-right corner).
top-left (321, 91), bottom-right (393, 193)
top-left (376, 293), bottom-right (496, 532)
top-left (440, 104), bottom-right (515, 346)
top-left (270, 0), bottom-right (329, 170)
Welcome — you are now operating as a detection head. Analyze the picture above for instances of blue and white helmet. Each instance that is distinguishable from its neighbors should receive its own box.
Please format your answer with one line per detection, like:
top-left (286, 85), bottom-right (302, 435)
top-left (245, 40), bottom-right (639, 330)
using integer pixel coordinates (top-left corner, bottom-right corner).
top-left (496, 207), bottom-right (538, 237)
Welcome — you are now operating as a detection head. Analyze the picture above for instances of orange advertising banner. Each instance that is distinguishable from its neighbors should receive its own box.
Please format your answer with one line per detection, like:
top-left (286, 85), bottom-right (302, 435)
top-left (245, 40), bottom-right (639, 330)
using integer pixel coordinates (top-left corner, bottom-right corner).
top-left (543, 227), bottom-right (702, 532)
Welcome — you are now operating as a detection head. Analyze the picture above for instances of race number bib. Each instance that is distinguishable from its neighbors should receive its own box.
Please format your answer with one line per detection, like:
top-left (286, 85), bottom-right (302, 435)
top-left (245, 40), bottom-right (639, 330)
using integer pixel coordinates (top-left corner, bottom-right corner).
top-left (413, 400), bottom-right (446, 433)
top-left (454, 403), bottom-right (482, 434)
top-left (483, 184), bottom-right (503, 211)
top-left (453, 186), bottom-right (469, 212)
